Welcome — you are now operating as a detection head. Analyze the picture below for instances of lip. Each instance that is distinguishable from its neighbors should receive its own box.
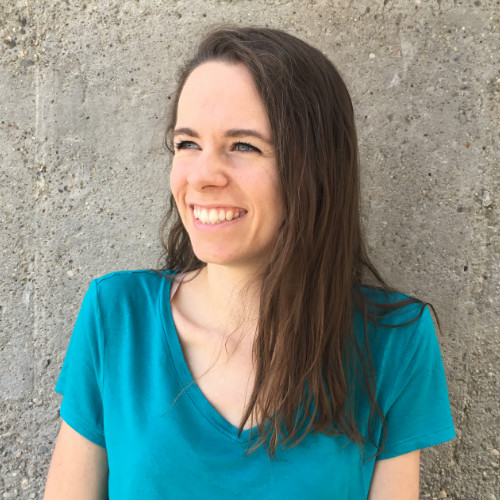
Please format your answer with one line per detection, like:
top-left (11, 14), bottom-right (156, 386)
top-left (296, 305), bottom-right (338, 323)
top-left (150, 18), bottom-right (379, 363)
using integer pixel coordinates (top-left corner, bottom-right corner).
top-left (189, 203), bottom-right (246, 211)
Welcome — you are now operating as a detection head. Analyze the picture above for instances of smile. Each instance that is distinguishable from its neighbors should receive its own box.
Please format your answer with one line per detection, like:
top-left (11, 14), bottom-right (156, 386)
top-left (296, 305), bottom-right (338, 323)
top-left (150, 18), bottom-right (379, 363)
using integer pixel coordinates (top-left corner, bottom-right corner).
top-left (192, 206), bottom-right (247, 224)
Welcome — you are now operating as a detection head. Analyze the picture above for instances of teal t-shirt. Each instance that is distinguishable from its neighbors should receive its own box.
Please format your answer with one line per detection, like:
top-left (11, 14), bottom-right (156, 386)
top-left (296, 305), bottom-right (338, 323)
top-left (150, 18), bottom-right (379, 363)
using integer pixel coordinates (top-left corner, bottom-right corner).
top-left (55, 270), bottom-right (455, 499)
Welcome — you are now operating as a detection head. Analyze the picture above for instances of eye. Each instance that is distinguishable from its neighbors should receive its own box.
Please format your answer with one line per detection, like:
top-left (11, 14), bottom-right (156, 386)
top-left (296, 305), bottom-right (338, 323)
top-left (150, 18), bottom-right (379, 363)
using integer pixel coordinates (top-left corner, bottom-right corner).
top-left (233, 142), bottom-right (261, 153)
top-left (175, 140), bottom-right (199, 151)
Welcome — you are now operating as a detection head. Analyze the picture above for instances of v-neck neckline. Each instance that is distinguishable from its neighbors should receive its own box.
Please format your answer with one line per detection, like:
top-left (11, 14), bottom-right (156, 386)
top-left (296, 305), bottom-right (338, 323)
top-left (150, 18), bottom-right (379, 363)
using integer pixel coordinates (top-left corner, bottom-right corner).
top-left (159, 273), bottom-right (259, 444)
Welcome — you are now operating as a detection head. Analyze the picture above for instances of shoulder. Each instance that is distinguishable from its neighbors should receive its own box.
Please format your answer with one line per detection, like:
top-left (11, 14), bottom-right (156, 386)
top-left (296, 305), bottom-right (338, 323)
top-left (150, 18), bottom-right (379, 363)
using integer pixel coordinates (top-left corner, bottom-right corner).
top-left (94, 269), bottom-right (173, 288)
top-left (91, 269), bottom-right (174, 300)
top-left (355, 286), bottom-right (438, 361)
top-left (80, 270), bottom-right (177, 319)
top-left (357, 286), bottom-right (432, 333)
top-left (74, 270), bottom-right (178, 347)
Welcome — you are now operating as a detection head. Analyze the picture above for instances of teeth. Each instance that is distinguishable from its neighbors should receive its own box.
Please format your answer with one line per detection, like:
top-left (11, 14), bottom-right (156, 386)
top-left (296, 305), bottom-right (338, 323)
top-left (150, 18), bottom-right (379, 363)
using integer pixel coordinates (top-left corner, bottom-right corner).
top-left (200, 208), bottom-right (209, 223)
top-left (193, 207), bottom-right (245, 224)
top-left (209, 209), bottom-right (218, 224)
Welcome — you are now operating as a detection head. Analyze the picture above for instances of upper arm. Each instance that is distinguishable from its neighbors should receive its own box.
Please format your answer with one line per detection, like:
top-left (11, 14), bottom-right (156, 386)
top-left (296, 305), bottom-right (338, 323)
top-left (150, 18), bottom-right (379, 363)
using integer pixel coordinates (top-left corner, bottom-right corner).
top-left (368, 450), bottom-right (420, 500)
top-left (44, 421), bottom-right (108, 500)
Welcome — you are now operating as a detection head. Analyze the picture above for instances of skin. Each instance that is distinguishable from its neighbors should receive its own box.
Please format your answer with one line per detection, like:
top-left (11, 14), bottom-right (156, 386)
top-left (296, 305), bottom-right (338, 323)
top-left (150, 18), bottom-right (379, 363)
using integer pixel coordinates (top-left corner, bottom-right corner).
top-left (44, 421), bottom-right (108, 500)
top-left (44, 61), bottom-right (421, 499)
top-left (170, 61), bottom-right (284, 272)
top-left (369, 450), bottom-right (421, 499)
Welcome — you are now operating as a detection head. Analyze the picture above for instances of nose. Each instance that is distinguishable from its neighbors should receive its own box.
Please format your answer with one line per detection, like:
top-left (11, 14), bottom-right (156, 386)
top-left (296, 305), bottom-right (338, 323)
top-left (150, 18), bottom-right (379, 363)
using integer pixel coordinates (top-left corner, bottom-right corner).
top-left (186, 150), bottom-right (229, 191)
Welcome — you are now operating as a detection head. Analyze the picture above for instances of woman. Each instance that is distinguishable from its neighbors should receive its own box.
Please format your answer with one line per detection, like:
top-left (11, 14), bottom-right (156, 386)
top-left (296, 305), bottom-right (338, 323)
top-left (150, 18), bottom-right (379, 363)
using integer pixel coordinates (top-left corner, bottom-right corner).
top-left (45, 27), bottom-right (455, 499)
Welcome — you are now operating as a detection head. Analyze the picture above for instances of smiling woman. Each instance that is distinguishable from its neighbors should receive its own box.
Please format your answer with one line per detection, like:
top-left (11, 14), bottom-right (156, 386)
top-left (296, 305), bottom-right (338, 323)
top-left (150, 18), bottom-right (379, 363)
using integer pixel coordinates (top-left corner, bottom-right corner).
top-left (44, 27), bottom-right (455, 500)
top-left (170, 61), bottom-right (283, 269)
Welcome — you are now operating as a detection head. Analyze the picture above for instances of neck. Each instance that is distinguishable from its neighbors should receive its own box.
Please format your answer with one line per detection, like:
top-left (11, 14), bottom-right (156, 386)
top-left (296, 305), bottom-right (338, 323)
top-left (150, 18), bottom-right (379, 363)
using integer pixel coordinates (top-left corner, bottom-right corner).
top-left (192, 263), bottom-right (263, 341)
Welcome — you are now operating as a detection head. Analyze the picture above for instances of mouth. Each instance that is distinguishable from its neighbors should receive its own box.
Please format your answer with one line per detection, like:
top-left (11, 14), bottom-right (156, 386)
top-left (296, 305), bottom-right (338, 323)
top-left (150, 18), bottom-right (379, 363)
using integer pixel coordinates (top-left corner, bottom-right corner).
top-left (192, 205), bottom-right (248, 225)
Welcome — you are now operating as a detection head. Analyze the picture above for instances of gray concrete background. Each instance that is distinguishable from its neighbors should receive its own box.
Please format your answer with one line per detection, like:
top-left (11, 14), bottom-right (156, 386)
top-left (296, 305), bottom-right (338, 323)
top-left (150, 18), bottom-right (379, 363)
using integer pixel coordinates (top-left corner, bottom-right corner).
top-left (0, 0), bottom-right (498, 498)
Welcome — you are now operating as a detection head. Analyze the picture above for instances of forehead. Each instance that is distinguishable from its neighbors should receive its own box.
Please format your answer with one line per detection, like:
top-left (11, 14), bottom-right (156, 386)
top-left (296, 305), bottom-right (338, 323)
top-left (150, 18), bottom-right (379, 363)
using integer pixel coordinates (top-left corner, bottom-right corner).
top-left (176, 61), bottom-right (271, 133)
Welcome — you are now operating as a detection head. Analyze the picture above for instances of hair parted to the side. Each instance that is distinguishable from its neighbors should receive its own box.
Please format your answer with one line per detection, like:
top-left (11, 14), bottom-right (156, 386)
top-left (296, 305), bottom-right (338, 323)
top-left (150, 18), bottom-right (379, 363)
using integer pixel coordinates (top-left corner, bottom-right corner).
top-left (159, 26), bottom-right (425, 458)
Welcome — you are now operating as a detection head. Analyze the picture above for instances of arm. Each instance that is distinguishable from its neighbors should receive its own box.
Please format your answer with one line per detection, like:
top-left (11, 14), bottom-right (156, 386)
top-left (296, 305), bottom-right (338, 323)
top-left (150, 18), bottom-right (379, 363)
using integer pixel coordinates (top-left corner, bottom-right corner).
top-left (368, 450), bottom-right (420, 500)
top-left (44, 421), bottom-right (108, 500)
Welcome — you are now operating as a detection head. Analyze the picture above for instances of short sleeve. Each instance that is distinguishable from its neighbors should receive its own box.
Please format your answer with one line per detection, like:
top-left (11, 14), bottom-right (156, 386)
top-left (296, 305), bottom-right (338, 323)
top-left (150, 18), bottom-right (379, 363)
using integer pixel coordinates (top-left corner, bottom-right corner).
top-left (55, 280), bottom-right (106, 448)
top-left (377, 306), bottom-right (455, 459)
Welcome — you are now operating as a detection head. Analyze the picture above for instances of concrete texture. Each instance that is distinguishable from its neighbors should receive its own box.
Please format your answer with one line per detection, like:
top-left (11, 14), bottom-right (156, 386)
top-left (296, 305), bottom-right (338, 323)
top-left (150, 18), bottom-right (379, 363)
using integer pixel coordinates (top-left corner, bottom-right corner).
top-left (0, 0), bottom-right (498, 497)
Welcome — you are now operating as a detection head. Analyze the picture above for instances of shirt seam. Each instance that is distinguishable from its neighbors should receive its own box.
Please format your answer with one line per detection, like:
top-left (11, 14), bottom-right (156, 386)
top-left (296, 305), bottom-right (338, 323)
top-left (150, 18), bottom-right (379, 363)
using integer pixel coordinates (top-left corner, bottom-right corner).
top-left (92, 280), bottom-right (106, 397)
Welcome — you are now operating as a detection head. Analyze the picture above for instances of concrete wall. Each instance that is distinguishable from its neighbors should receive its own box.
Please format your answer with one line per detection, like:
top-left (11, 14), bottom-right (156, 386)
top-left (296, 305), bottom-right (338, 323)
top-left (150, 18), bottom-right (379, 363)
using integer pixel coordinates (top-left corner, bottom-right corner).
top-left (0, 0), bottom-right (498, 498)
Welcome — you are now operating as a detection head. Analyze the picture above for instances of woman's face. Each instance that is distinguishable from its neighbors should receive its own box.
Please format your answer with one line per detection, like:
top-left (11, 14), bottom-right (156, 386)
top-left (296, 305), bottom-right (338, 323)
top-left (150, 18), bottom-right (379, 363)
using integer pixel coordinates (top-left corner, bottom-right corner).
top-left (170, 61), bottom-right (284, 270)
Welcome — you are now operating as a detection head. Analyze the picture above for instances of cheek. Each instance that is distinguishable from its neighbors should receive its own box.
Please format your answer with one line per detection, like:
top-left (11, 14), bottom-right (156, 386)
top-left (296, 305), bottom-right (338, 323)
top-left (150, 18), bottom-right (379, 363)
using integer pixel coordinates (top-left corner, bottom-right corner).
top-left (169, 163), bottom-right (184, 204)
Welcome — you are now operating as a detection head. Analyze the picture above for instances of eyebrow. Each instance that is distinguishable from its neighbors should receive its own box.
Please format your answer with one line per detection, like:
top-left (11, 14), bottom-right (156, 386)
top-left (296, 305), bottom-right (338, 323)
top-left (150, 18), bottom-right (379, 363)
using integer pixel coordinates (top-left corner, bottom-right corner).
top-left (173, 127), bottom-right (199, 138)
top-left (173, 127), bottom-right (272, 144)
top-left (226, 129), bottom-right (272, 144)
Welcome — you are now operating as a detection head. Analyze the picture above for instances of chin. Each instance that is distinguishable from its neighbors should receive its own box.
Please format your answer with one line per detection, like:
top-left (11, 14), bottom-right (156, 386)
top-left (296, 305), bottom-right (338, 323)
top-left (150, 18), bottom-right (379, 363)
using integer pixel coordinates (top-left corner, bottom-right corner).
top-left (191, 244), bottom-right (236, 266)
top-left (193, 252), bottom-right (241, 267)
top-left (191, 247), bottom-right (263, 270)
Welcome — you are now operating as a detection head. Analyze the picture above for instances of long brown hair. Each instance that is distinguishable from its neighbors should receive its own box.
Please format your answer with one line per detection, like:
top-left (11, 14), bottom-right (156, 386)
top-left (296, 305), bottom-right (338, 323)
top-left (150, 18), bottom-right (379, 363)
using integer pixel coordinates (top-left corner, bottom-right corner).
top-left (159, 27), bottom-right (424, 458)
